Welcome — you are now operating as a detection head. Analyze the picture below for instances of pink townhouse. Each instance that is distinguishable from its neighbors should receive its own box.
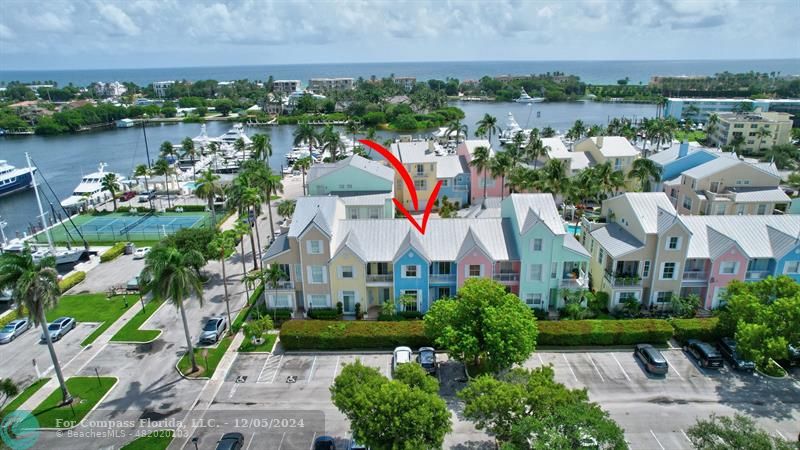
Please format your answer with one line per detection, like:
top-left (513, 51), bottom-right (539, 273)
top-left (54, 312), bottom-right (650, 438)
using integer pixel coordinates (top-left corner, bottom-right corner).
top-left (457, 140), bottom-right (509, 205)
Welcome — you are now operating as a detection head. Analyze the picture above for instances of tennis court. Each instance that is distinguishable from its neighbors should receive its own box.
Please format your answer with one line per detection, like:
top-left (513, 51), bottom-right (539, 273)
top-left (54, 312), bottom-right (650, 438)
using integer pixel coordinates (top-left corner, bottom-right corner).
top-left (34, 212), bottom-right (212, 243)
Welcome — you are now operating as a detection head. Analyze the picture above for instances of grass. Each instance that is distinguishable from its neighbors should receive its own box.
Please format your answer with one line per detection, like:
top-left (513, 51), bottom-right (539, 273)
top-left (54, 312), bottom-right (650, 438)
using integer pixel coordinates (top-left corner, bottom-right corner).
top-left (110, 298), bottom-right (166, 343)
top-left (120, 430), bottom-right (174, 450)
top-left (178, 336), bottom-right (233, 378)
top-left (674, 130), bottom-right (707, 143)
top-left (238, 333), bottom-right (276, 352)
top-left (32, 376), bottom-right (117, 428)
top-left (0, 378), bottom-right (50, 417)
top-left (45, 294), bottom-right (137, 346)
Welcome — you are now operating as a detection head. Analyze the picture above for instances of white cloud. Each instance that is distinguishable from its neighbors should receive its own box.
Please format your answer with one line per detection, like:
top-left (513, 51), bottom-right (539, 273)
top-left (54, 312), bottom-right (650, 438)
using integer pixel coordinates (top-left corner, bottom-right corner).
top-left (95, 2), bottom-right (141, 36)
top-left (0, 23), bottom-right (14, 40)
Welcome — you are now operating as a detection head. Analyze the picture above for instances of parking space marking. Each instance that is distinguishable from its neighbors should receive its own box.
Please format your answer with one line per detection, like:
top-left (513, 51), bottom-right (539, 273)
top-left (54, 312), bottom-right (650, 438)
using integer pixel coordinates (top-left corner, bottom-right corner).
top-left (661, 353), bottom-right (685, 380)
top-left (586, 353), bottom-right (605, 383)
top-left (228, 383), bottom-right (239, 398)
top-left (562, 354), bottom-right (578, 382)
top-left (775, 429), bottom-right (786, 440)
top-left (307, 356), bottom-right (317, 384)
top-left (332, 355), bottom-right (340, 380)
top-left (309, 432), bottom-right (316, 450)
top-left (270, 354), bottom-right (284, 384)
top-left (680, 429), bottom-right (692, 445)
top-left (246, 432), bottom-right (255, 450)
top-left (650, 430), bottom-right (666, 450)
top-left (256, 354), bottom-right (274, 382)
top-left (610, 354), bottom-right (632, 382)
top-left (278, 431), bottom-right (286, 450)
top-left (538, 353), bottom-right (544, 366)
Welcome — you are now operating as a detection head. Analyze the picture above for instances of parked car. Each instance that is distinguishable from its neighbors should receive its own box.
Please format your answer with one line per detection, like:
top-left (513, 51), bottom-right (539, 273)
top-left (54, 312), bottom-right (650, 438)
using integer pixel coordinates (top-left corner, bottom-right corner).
top-left (200, 317), bottom-right (227, 344)
top-left (138, 190), bottom-right (156, 203)
top-left (634, 344), bottom-right (669, 375)
top-left (0, 319), bottom-right (32, 344)
top-left (684, 339), bottom-right (723, 369)
top-left (788, 344), bottom-right (800, 366)
top-left (120, 191), bottom-right (137, 201)
top-left (313, 436), bottom-right (336, 450)
top-left (126, 276), bottom-right (140, 291)
top-left (349, 440), bottom-right (368, 450)
top-left (717, 337), bottom-right (755, 372)
top-left (417, 347), bottom-right (437, 375)
top-left (214, 432), bottom-right (244, 450)
top-left (41, 317), bottom-right (76, 342)
top-left (392, 346), bottom-right (413, 373)
top-left (133, 247), bottom-right (151, 259)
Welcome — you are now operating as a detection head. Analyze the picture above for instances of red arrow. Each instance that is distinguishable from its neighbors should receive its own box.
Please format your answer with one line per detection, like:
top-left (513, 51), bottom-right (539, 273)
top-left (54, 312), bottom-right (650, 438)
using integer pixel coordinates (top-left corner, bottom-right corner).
top-left (359, 139), bottom-right (442, 235)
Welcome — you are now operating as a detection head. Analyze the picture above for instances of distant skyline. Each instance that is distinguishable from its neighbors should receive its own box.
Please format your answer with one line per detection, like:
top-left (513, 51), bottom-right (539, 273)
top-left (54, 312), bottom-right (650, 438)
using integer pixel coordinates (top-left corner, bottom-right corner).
top-left (1, 0), bottom-right (798, 71)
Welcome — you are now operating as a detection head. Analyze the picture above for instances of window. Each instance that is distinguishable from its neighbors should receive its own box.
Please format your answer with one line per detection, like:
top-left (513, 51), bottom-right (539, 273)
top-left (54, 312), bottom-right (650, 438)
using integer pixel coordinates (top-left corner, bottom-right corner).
top-left (714, 203), bottom-right (726, 215)
top-left (720, 261), bottom-right (738, 275)
top-left (437, 287), bottom-right (451, 299)
top-left (295, 264), bottom-right (302, 282)
top-left (404, 265), bottom-right (418, 278)
top-left (350, 210), bottom-right (359, 219)
top-left (670, 188), bottom-right (677, 198)
top-left (401, 290), bottom-right (418, 311)
top-left (642, 261), bottom-right (651, 278)
top-left (437, 261), bottom-right (451, 275)
top-left (667, 237), bottom-right (681, 250)
top-left (529, 264), bottom-right (543, 281)
top-left (551, 262), bottom-right (558, 279)
top-left (416, 164), bottom-right (424, 175)
top-left (655, 292), bottom-right (673, 304)
top-left (757, 204), bottom-right (767, 215)
top-left (309, 266), bottom-right (326, 284)
top-left (619, 292), bottom-right (637, 301)
top-left (341, 266), bottom-right (354, 278)
top-left (309, 295), bottom-right (328, 308)
top-left (414, 179), bottom-right (427, 190)
top-left (682, 195), bottom-right (692, 210)
top-left (274, 294), bottom-right (291, 308)
top-left (784, 261), bottom-right (800, 274)
top-left (469, 265), bottom-right (482, 277)
top-left (614, 158), bottom-right (623, 170)
top-left (597, 248), bottom-right (604, 264)
top-left (307, 240), bottom-right (323, 255)
top-left (531, 238), bottom-right (543, 252)
top-left (736, 204), bottom-right (745, 215)
top-left (481, 178), bottom-right (495, 187)
top-left (524, 293), bottom-right (542, 307)
top-left (441, 179), bottom-right (449, 187)
top-left (661, 262), bottom-right (677, 280)
top-left (750, 124), bottom-right (758, 129)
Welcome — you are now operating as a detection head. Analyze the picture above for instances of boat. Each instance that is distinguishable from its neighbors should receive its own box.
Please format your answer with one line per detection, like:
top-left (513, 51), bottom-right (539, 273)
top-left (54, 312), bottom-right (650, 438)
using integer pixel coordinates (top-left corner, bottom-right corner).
top-left (218, 123), bottom-right (252, 147)
top-left (60, 163), bottom-right (127, 212)
top-left (498, 113), bottom-right (532, 145)
top-left (0, 160), bottom-right (36, 197)
top-left (514, 88), bottom-right (544, 103)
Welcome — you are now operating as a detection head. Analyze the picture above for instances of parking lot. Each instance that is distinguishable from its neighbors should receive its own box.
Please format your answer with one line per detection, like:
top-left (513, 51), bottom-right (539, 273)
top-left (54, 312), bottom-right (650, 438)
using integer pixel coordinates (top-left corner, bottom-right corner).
top-left (204, 348), bottom-right (800, 450)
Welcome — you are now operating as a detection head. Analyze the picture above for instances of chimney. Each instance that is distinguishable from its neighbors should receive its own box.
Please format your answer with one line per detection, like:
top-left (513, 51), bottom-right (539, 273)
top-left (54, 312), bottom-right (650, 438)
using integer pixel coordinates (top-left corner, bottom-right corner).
top-left (596, 136), bottom-right (604, 148)
top-left (427, 140), bottom-right (435, 153)
top-left (678, 141), bottom-right (689, 158)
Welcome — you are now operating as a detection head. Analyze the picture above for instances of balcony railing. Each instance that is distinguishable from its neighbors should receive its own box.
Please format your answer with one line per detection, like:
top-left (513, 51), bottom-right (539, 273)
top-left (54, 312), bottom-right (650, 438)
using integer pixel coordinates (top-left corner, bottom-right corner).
top-left (746, 270), bottom-right (770, 280)
top-left (366, 274), bottom-right (393, 283)
top-left (270, 280), bottom-right (294, 290)
top-left (603, 270), bottom-right (642, 287)
top-left (430, 273), bottom-right (456, 283)
top-left (560, 270), bottom-right (588, 288)
top-left (682, 271), bottom-right (708, 281)
top-left (493, 272), bottom-right (520, 282)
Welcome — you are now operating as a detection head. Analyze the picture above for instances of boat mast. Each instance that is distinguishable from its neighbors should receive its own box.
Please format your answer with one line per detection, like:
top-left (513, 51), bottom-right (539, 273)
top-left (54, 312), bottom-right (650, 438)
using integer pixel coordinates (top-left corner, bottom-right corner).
top-left (141, 117), bottom-right (154, 209)
top-left (0, 215), bottom-right (7, 246)
top-left (26, 152), bottom-right (54, 251)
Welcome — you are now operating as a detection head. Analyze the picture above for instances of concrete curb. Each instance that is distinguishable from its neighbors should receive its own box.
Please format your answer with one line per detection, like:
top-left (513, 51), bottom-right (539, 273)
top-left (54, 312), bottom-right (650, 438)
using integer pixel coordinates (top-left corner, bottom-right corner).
top-left (107, 298), bottom-right (168, 344)
top-left (33, 376), bottom-right (120, 432)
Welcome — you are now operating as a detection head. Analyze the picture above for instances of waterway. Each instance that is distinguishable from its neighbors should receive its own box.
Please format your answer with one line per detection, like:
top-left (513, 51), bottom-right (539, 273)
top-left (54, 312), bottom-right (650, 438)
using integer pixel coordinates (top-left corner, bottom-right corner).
top-left (0, 101), bottom-right (656, 238)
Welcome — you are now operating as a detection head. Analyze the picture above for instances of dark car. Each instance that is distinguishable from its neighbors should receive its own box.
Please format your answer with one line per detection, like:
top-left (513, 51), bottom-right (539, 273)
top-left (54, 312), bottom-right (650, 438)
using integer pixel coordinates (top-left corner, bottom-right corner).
top-left (717, 337), bottom-right (755, 372)
top-left (634, 344), bottom-right (669, 375)
top-left (417, 347), bottom-right (437, 375)
top-left (120, 191), bottom-right (137, 201)
top-left (313, 436), bottom-right (336, 450)
top-left (214, 432), bottom-right (244, 450)
top-left (788, 344), bottom-right (800, 366)
top-left (684, 339), bottom-right (723, 369)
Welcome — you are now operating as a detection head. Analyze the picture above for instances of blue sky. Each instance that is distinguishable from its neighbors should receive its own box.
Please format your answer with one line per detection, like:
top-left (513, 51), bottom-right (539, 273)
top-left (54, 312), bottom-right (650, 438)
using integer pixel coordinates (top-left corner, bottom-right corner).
top-left (0, 0), bottom-right (798, 70)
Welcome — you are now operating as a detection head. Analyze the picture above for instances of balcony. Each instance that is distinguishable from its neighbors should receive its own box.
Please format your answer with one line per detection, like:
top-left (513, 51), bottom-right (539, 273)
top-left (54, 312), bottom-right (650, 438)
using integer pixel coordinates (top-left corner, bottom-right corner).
top-left (560, 270), bottom-right (588, 289)
top-left (493, 272), bottom-right (520, 282)
top-left (603, 270), bottom-right (642, 287)
top-left (682, 271), bottom-right (708, 282)
top-left (366, 274), bottom-right (393, 283)
top-left (430, 273), bottom-right (456, 283)
top-left (271, 280), bottom-right (294, 290)
top-left (746, 271), bottom-right (770, 281)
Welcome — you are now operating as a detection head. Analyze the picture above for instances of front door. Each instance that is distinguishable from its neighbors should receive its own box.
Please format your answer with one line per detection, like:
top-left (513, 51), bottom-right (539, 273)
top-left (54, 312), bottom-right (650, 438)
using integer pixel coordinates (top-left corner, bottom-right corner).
top-left (548, 288), bottom-right (558, 310)
top-left (342, 291), bottom-right (355, 314)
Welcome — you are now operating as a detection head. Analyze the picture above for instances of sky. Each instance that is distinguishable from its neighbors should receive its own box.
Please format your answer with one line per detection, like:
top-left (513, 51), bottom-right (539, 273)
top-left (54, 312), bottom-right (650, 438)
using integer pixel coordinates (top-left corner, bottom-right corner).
top-left (0, 0), bottom-right (798, 70)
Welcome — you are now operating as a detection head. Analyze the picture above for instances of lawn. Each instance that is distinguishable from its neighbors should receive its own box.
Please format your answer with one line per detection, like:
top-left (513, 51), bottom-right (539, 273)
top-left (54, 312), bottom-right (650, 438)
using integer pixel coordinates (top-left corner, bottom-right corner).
top-left (178, 336), bottom-right (233, 378)
top-left (238, 333), bottom-right (277, 353)
top-left (32, 377), bottom-right (117, 428)
top-left (110, 298), bottom-right (166, 343)
top-left (120, 430), bottom-right (174, 450)
top-left (46, 294), bottom-right (137, 346)
top-left (0, 378), bottom-right (50, 417)
top-left (674, 130), bottom-right (707, 143)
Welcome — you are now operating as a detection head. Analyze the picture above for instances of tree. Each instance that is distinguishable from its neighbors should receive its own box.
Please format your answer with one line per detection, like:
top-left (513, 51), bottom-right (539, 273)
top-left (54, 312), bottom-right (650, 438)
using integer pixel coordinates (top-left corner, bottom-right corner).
top-left (446, 118), bottom-right (467, 146)
top-left (293, 156), bottom-right (312, 196)
top-left (226, 178), bottom-right (263, 269)
top-left (541, 126), bottom-right (556, 138)
top-left (761, 144), bottom-right (800, 170)
top-left (524, 133), bottom-right (547, 169)
top-left (181, 137), bottom-right (198, 180)
top-left (232, 219), bottom-right (251, 298)
top-left (490, 152), bottom-right (513, 201)
top-left (539, 159), bottom-right (569, 198)
top-left (670, 293), bottom-right (700, 318)
top-left (627, 158), bottom-right (662, 192)
top-left (330, 361), bottom-right (452, 450)
top-left (566, 119), bottom-right (586, 141)
top-left (241, 160), bottom-right (283, 242)
top-left (687, 413), bottom-right (794, 450)
top-left (345, 120), bottom-right (363, 151)
top-left (101, 172), bottom-right (121, 211)
top-left (194, 169), bottom-right (223, 225)
top-left (0, 251), bottom-right (72, 403)
top-left (243, 316), bottom-right (273, 345)
top-left (152, 158), bottom-right (174, 209)
top-left (320, 125), bottom-right (346, 161)
top-left (754, 127), bottom-right (772, 152)
top-left (234, 137), bottom-right (247, 161)
top-left (0, 378), bottom-right (18, 409)
top-left (293, 123), bottom-right (319, 163)
top-left (141, 246), bottom-right (205, 373)
top-left (159, 140), bottom-right (177, 159)
top-left (250, 133), bottom-right (272, 163)
top-left (392, 363), bottom-right (439, 395)
top-left (276, 199), bottom-right (296, 222)
top-left (424, 278), bottom-right (538, 373)
top-left (263, 264), bottom-right (287, 321)
top-left (476, 113), bottom-right (500, 144)
top-left (133, 164), bottom-right (152, 206)
top-left (215, 99), bottom-right (233, 116)
top-left (208, 231), bottom-right (236, 330)
top-left (471, 146), bottom-right (492, 209)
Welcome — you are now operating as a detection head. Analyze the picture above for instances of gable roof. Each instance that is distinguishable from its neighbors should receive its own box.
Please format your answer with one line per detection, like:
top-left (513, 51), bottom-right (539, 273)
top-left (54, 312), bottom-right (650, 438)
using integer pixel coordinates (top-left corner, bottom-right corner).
top-left (332, 230), bottom-right (367, 262)
top-left (680, 215), bottom-right (800, 259)
top-left (462, 139), bottom-right (495, 157)
top-left (507, 193), bottom-right (565, 235)
top-left (648, 144), bottom-right (718, 166)
top-left (563, 233), bottom-right (591, 257)
top-left (394, 230), bottom-right (430, 262)
top-left (584, 136), bottom-right (639, 157)
top-left (681, 155), bottom-right (780, 181)
top-left (613, 192), bottom-right (677, 234)
top-left (590, 223), bottom-right (645, 258)
top-left (287, 196), bottom-right (342, 238)
top-left (436, 155), bottom-right (469, 179)
top-left (456, 227), bottom-right (492, 260)
top-left (307, 154), bottom-right (394, 184)
top-left (263, 233), bottom-right (291, 260)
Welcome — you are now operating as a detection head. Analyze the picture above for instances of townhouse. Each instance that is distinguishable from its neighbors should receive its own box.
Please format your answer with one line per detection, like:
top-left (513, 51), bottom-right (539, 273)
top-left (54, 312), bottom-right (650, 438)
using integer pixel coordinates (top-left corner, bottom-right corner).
top-left (390, 140), bottom-right (471, 211)
top-left (573, 136), bottom-right (639, 180)
top-left (456, 140), bottom-right (509, 205)
top-left (582, 192), bottom-right (800, 310)
top-left (537, 137), bottom-right (592, 177)
top-left (263, 194), bottom-right (589, 316)
top-left (664, 153), bottom-right (790, 215)
top-left (647, 141), bottom-right (720, 192)
top-left (307, 154), bottom-right (395, 219)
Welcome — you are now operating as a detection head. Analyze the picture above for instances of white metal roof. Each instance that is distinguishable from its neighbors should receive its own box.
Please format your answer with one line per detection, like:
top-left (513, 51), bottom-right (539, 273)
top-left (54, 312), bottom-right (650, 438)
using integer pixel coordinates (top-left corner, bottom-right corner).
top-left (436, 155), bottom-right (469, 179)
top-left (616, 192), bottom-right (678, 234)
top-left (507, 193), bottom-right (566, 235)
top-left (307, 154), bottom-right (395, 184)
top-left (589, 136), bottom-right (639, 157)
top-left (730, 188), bottom-right (791, 203)
top-left (590, 223), bottom-right (645, 258)
top-left (680, 215), bottom-right (800, 259)
top-left (287, 196), bottom-right (342, 238)
top-left (461, 139), bottom-right (495, 157)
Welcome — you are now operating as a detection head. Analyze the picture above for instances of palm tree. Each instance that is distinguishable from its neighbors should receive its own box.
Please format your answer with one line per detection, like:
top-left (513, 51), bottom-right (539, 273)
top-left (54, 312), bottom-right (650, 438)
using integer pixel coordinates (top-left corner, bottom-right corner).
top-left (475, 113), bottom-right (500, 145)
top-left (762, 144), bottom-right (800, 170)
top-left (293, 156), bottom-right (312, 195)
top-left (0, 378), bottom-right (18, 407)
top-left (446, 119), bottom-right (467, 146)
top-left (627, 158), bottom-right (662, 192)
top-left (226, 178), bottom-right (262, 269)
top-left (241, 160), bottom-right (283, 242)
top-left (181, 137), bottom-right (198, 180)
top-left (208, 231), bottom-right (236, 330)
top-left (705, 114), bottom-right (720, 145)
top-left (264, 264), bottom-right (288, 321)
top-left (277, 199), bottom-right (296, 223)
top-left (470, 146), bottom-right (492, 209)
top-left (251, 133), bottom-right (272, 163)
top-left (0, 251), bottom-right (72, 403)
top-left (511, 130), bottom-right (526, 151)
top-left (195, 169), bottom-right (223, 224)
top-left (729, 134), bottom-right (746, 154)
top-left (233, 137), bottom-right (247, 162)
top-left (786, 172), bottom-right (800, 196)
top-left (159, 141), bottom-right (177, 160)
top-left (754, 127), bottom-right (772, 153)
top-left (524, 133), bottom-right (548, 169)
top-left (293, 123), bottom-right (319, 161)
top-left (320, 125), bottom-right (346, 161)
top-left (152, 158), bottom-right (174, 209)
top-left (101, 172), bottom-right (121, 211)
top-left (592, 162), bottom-right (615, 202)
top-left (541, 126), bottom-right (556, 138)
top-left (207, 142), bottom-right (221, 172)
top-left (141, 246), bottom-right (205, 373)
top-left (567, 120), bottom-right (586, 141)
top-left (232, 220), bottom-right (251, 299)
top-left (490, 152), bottom-right (512, 201)
top-left (506, 165), bottom-right (536, 194)
top-left (345, 120), bottom-right (363, 151)
top-left (609, 169), bottom-right (627, 196)
top-left (539, 159), bottom-right (569, 198)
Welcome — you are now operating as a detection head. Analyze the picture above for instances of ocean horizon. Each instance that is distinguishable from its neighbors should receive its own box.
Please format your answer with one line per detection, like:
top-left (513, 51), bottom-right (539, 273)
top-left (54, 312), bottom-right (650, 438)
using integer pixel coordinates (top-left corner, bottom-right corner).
top-left (2, 58), bottom-right (799, 88)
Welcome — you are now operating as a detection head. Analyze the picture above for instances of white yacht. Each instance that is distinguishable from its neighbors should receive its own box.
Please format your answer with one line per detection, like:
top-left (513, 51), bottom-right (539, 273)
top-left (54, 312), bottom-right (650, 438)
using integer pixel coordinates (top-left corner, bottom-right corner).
top-left (60, 163), bottom-right (127, 211)
top-left (498, 113), bottom-right (532, 145)
top-left (218, 123), bottom-right (252, 147)
top-left (0, 160), bottom-right (36, 197)
top-left (514, 87), bottom-right (545, 103)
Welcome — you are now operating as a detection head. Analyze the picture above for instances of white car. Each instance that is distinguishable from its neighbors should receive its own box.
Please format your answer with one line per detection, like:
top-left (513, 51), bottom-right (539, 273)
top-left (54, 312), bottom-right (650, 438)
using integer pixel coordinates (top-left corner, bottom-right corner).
top-left (133, 247), bottom-right (151, 259)
top-left (392, 346), bottom-right (413, 373)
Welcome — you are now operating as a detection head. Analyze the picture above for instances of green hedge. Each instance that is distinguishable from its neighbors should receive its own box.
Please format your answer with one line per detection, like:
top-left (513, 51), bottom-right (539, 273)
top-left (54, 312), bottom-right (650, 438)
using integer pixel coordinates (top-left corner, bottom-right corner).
top-left (58, 271), bottom-right (86, 293)
top-left (0, 310), bottom-right (22, 328)
top-left (669, 318), bottom-right (723, 344)
top-left (100, 242), bottom-right (126, 263)
top-left (538, 319), bottom-right (673, 346)
top-left (280, 320), bottom-right (431, 350)
top-left (307, 308), bottom-right (341, 320)
top-left (165, 204), bottom-right (208, 212)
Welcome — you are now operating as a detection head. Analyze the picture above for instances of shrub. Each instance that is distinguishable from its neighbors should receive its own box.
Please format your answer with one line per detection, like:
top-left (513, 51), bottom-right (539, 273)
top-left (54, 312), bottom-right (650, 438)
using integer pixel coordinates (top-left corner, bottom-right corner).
top-left (0, 310), bottom-right (23, 328)
top-left (669, 318), bottom-right (723, 344)
top-left (280, 320), bottom-right (431, 350)
top-left (307, 308), bottom-right (341, 320)
top-left (254, 307), bottom-right (293, 324)
top-left (58, 271), bottom-right (86, 293)
top-left (537, 319), bottom-right (673, 346)
top-left (165, 204), bottom-right (208, 212)
top-left (532, 308), bottom-right (549, 321)
top-left (100, 242), bottom-right (126, 263)
top-left (336, 301), bottom-right (343, 315)
top-left (398, 311), bottom-right (424, 320)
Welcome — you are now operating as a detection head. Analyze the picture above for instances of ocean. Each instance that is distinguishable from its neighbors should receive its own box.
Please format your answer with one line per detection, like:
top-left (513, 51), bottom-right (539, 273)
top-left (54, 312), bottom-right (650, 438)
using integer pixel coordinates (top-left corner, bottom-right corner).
top-left (1, 59), bottom-right (799, 87)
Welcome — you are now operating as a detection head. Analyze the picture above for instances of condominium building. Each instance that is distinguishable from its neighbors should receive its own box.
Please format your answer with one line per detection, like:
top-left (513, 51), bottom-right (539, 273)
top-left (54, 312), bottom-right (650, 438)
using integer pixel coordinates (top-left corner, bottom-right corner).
top-left (647, 141), bottom-right (721, 192)
top-left (707, 111), bottom-right (793, 152)
top-left (152, 80), bottom-right (175, 98)
top-left (456, 140), bottom-right (508, 204)
top-left (391, 139), bottom-right (471, 211)
top-left (272, 80), bottom-right (301, 95)
top-left (307, 155), bottom-right (395, 219)
top-left (393, 77), bottom-right (417, 91)
top-left (309, 78), bottom-right (355, 93)
top-left (665, 98), bottom-right (800, 125)
top-left (262, 194), bottom-right (589, 315)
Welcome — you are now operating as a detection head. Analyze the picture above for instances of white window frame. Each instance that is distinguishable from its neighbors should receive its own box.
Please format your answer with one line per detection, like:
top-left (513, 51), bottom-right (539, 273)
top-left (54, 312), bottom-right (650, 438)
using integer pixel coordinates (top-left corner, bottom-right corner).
top-left (414, 179), bottom-right (427, 190)
top-left (308, 265), bottom-right (327, 284)
top-left (784, 261), bottom-right (800, 274)
top-left (720, 261), bottom-right (739, 275)
top-left (340, 265), bottom-right (354, 278)
top-left (306, 240), bottom-right (323, 255)
top-left (551, 262), bottom-right (558, 279)
top-left (309, 294), bottom-right (329, 308)
top-left (682, 195), bottom-right (692, 210)
top-left (655, 291), bottom-right (673, 304)
top-left (642, 261), bottom-right (651, 278)
top-left (532, 238), bottom-right (543, 252)
top-left (403, 264), bottom-right (419, 279)
top-left (529, 264), bottom-right (543, 282)
top-left (468, 264), bottom-right (482, 277)
top-left (756, 204), bottom-right (767, 215)
top-left (524, 293), bottom-right (543, 307)
top-left (666, 236), bottom-right (681, 251)
top-left (660, 262), bottom-right (678, 280)
top-left (401, 290), bottom-right (419, 311)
